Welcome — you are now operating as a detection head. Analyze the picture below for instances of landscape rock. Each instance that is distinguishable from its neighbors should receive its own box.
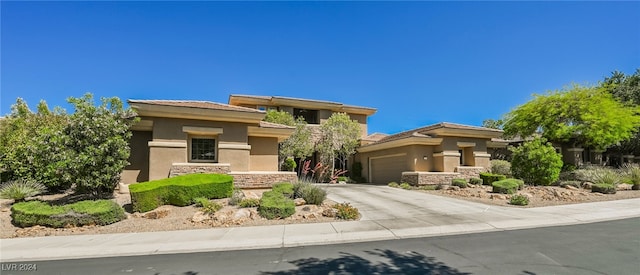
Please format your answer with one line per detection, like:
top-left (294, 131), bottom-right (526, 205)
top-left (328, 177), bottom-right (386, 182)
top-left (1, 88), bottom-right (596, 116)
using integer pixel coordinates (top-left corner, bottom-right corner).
top-left (243, 191), bottom-right (260, 200)
top-left (143, 207), bottom-right (170, 219)
top-left (617, 184), bottom-right (632, 191)
top-left (191, 211), bottom-right (211, 223)
top-left (490, 194), bottom-right (505, 200)
top-left (294, 198), bottom-right (306, 206)
top-left (448, 186), bottom-right (461, 191)
top-left (322, 208), bottom-right (338, 217)
top-left (564, 185), bottom-right (579, 191)
top-left (232, 209), bottom-right (252, 221)
top-left (118, 182), bottom-right (130, 194)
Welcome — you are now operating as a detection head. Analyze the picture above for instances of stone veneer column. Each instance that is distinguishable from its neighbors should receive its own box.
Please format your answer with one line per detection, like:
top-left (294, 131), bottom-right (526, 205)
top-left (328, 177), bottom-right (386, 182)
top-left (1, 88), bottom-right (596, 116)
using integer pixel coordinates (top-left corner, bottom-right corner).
top-left (566, 148), bottom-right (584, 166)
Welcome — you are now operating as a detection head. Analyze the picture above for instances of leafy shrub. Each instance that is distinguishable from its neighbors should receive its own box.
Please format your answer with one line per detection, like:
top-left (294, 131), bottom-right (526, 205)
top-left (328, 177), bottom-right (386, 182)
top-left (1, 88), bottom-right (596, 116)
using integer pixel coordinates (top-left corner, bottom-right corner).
top-left (510, 138), bottom-right (563, 186)
top-left (492, 179), bottom-right (521, 194)
top-left (281, 158), bottom-right (297, 172)
top-left (258, 191), bottom-right (295, 219)
top-left (399, 182), bottom-right (412, 190)
top-left (11, 199), bottom-right (125, 228)
top-left (228, 189), bottom-right (245, 206)
top-left (129, 174), bottom-right (234, 212)
top-left (509, 194), bottom-right (529, 206)
top-left (479, 173), bottom-right (506, 185)
top-left (0, 180), bottom-right (47, 202)
top-left (469, 178), bottom-right (483, 185)
top-left (337, 176), bottom-right (352, 183)
top-left (490, 160), bottom-right (512, 176)
top-left (272, 182), bottom-right (294, 198)
top-left (388, 182), bottom-right (399, 188)
top-left (591, 184), bottom-right (616, 194)
top-left (562, 163), bottom-right (577, 173)
top-left (193, 197), bottom-right (209, 207)
top-left (201, 201), bottom-right (222, 214)
top-left (419, 185), bottom-right (438, 190)
top-left (333, 202), bottom-right (359, 220)
top-left (239, 198), bottom-right (260, 208)
top-left (451, 178), bottom-right (468, 188)
top-left (633, 184), bottom-right (640, 191)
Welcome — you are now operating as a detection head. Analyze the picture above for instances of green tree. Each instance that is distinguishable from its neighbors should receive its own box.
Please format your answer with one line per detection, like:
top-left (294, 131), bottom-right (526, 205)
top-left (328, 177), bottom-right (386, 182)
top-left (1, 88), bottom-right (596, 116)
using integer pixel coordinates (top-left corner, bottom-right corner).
top-left (318, 113), bottom-right (361, 173)
top-left (61, 94), bottom-right (137, 197)
top-left (0, 99), bottom-right (68, 190)
top-left (510, 138), bottom-right (563, 186)
top-left (503, 84), bottom-right (640, 150)
top-left (263, 110), bottom-right (314, 171)
top-left (601, 69), bottom-right (640, 155)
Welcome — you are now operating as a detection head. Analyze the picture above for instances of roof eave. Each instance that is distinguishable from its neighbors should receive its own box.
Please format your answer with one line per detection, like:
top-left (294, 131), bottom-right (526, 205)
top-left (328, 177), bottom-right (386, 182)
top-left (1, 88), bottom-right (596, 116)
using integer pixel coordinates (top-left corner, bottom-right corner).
top-left (130, 102), bottom-right (265, 123)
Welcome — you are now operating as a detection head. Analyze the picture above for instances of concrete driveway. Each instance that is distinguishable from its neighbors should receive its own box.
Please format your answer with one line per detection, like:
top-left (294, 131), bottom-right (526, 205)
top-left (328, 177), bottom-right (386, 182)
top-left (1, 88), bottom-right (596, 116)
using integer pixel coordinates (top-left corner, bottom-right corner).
top-left (324, 184), bottom-right (530, 227)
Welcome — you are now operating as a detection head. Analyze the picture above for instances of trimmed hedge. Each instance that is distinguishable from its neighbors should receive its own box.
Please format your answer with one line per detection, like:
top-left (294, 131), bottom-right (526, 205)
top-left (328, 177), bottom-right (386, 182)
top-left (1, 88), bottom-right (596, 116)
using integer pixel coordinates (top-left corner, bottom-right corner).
top-left (129, 174), bottom-right (234, 212)
top-left (272, 182), bottom-right (294, 198)
top-left (11, 200), bottom-right (125, 228)
top-left (491, 179), bottom-right (521, 194)
top-left (258, 191), bottom-right (295, 219)
top-left (591, 184), bottom-right (616, 194)
top-left (480, 173), bottom-right (506, 185)
top-left (451, 178), bottom-right (468, 188)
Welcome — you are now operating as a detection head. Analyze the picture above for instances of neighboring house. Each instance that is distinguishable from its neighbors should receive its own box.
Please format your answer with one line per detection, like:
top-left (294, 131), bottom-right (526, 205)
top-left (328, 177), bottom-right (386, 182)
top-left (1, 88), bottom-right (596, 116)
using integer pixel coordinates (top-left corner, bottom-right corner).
top-left (122, 100), bottom-right (296, 188)
top-left (355, 122), bottom-right (504, 185)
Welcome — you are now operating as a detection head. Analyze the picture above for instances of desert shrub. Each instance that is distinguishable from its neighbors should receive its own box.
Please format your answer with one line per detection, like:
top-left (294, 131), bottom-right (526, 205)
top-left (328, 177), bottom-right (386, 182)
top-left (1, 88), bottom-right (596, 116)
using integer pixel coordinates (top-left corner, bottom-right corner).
top-left (388, 182), bottom-right (399, 188)
top-left (509, 194), bottom-right (529, 206)
top-left (435, 184), bottom-right (446, 190)
top-left (292, 181), bottom-right (327, 205)
top-left (228, 189), bottom-right (245, 206)
top-left (589, 168), bottom-right (623, 186)
top-left (337, 176), bottom-right (352, 183)
top-left (333, 202), bottom-right (359, 220)
top-left (258, 191), bottom-right (295, 219)
top-left (451, 178), bottom-right (468, 188)
top-left (469, 178), bottom-right (483, 185)
top-left (419, 185), bottom-right (438, 191)
top-left (490, 160), bottom-right (512, 176)
top-left (193, 197), bottom-right (209, 207)
top-left (272, 182), bottom-right (294, 198)
top-left (510, 138), bottom-right (563, 186)
top-left (0, 180), bottom-right (47, 202)
top-left (623, 163), bottom-right (640, 186)
top-left (11, 199), bottom-right (125, 228)
top-left (479, 173), bottom-right (506, 185)
top-left (129, 174), bottom-right (234, 212)
top-left (399, 182), bottom-right (412, 190)
top-left (201, 201), bottom-right (222, 214)
top-left (591, 184), bottom-right (616, 194)
top-left (239, 198), bottom-right (260, 208)
top-left (633, 184), bottom-right (640, 191)
top-left (492, 179), bottom-right (521, 194)
top-left (281, 158), bottom-right (297, 172)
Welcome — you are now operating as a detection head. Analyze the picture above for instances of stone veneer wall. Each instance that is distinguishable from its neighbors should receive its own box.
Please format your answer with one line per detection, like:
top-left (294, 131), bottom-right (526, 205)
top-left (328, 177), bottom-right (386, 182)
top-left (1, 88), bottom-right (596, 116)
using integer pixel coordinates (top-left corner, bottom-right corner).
top-left (230, 172), bottom-right (298, 188)
top-left (169, 163), bottom-right (231, 177)
top-left (402, 167), bottom-right (486, 186)
top-left (402, 172), bottom-right (459, 186)
top-left (454, 166), bottom-right (487, 179)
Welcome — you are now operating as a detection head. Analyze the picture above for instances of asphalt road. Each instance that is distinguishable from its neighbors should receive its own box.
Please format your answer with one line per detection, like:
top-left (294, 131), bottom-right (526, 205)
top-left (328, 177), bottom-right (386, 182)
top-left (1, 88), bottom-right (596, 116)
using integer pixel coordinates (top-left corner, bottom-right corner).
top-left (2, 218), bottom-right (639, 275)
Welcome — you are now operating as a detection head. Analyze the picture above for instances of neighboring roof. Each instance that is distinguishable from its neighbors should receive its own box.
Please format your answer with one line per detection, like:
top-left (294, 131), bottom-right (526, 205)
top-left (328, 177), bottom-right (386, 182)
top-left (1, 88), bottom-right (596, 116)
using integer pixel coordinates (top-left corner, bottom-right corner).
top-left (128, 99), bottom-right (265, 114)
top-left (228, 94), bottom-right (377, 116)
top-left (369, 122), bottom-right (504, 146)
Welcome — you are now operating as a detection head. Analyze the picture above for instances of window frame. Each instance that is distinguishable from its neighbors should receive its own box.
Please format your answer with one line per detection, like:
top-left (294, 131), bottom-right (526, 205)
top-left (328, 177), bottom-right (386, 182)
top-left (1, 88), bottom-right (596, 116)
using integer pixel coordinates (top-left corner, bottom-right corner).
top-left (188, 135), bottom-right (218, 163)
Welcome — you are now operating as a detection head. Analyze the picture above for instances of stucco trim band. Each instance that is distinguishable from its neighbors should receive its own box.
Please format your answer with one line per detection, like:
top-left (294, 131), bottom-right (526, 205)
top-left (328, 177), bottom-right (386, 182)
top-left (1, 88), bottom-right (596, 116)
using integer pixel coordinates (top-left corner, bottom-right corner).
top-left (473, 152), bottom-right (491, 158)
top-left (566, 148), bottom-right (584, 152)
top-left (218, 142), bottom-right (252, 150)
top-left (457, 142), bottom-right (476, 147)
top-left (433, 151), bottom-right (461, 157)
top-left (182, 126), bottom-right (224, 135)
top-left (148, 141), bottom-right (187, 148)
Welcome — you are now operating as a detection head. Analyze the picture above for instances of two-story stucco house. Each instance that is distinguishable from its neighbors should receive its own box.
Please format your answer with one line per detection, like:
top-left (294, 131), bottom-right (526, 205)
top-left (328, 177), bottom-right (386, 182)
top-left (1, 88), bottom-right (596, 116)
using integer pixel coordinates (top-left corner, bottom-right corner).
top-left (121, 100), bottom-right (297, 188)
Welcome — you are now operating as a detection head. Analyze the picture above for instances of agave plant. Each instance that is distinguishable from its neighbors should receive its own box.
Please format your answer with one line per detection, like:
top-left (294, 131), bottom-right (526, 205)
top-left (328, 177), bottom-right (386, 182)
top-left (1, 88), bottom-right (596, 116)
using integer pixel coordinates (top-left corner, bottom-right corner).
top-left (622, 163), bottom-right (640, 185)
top-left (0, 179), bottom-right (47, 202)
top-left (588, 168), bottom-right (623, 186)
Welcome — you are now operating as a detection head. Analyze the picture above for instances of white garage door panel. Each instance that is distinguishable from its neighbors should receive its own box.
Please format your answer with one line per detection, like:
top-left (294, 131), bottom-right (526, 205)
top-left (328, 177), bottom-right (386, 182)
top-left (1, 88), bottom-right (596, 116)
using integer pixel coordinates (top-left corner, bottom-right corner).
top-left (371, 156), bottom-right (408, 184)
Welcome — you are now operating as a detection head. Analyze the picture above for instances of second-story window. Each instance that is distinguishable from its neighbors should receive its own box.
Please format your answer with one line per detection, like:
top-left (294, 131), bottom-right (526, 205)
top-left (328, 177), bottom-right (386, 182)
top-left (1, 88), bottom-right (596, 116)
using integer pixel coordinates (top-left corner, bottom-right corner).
top-left (294, 108), bottom-right (318, 124)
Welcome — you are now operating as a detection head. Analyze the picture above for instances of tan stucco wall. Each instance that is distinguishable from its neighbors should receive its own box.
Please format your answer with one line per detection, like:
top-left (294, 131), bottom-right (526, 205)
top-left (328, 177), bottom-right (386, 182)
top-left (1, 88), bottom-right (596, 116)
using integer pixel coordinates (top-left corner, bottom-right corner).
top-left (249, 136), bottom-right (279, 171)
top-left (150, 117), bottom-right (248, 143)
top-left (122, 131), bottom-right (152, 184)
top-left (356, 146), bottom-right (417, 182)
top-left (149, 145), bottom-right (186, 181)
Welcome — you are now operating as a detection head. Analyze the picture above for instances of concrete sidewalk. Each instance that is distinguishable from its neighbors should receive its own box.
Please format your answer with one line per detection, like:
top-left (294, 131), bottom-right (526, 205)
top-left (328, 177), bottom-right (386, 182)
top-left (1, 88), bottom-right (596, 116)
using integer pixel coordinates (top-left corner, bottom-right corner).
top-left (1, 191), bottom-right (639, 262)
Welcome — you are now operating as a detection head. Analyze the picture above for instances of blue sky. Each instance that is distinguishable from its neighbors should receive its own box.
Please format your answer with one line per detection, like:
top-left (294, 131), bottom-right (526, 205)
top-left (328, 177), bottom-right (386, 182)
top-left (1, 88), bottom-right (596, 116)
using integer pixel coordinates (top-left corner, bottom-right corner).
top-left (1, 1), bottom-right (639, 135)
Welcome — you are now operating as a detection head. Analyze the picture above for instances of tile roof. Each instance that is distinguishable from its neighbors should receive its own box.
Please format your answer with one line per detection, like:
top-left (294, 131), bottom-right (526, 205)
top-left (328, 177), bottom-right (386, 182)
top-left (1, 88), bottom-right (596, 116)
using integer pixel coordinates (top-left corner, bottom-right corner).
top-left (374, 122), bottom-right (503, 145)
top-left (361, 132), bottom-right (390, 141)
top-left (229, 94), bottom-right (376, 112)
top-left (128, 100), bottom-right (264, 114)
top-left (259, 121), bottom-right (295, 129)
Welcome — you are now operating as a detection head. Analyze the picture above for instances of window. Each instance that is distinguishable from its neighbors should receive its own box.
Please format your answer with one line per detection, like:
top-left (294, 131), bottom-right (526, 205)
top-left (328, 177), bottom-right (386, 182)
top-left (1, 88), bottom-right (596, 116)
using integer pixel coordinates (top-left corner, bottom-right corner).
top-left (294, 108), bottom-right (319, 124)
top-left (257, 106), bottom-right (267, 111)
top-left (190, 137), bottom-right (217, 162)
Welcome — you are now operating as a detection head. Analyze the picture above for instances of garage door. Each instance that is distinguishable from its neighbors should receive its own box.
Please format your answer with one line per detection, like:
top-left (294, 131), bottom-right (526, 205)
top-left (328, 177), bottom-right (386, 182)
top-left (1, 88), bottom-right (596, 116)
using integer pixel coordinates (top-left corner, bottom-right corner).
top-left (370, 155), bottom-right (408, 184)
